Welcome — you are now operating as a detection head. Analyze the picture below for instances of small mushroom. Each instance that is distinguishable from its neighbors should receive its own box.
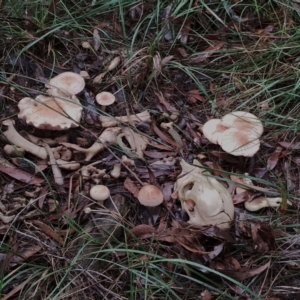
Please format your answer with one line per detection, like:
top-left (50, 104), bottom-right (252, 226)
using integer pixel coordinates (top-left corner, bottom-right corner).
top-left (99, 110), bottom-right (151, 127)
top-left (245, 197), bottom-right (292, 212)
top-left (56, 159), bottom-right (81, 171)
top-left (121, 155), bottom-right (136, 169)
top-left (137, 185), bottom-right (164, 207)
top-left (202, 119), bottom-right (227, 144)
top-left (90, 185), bottom-right (110, 203)
top-left (96, 91), bottom-right (116, 111)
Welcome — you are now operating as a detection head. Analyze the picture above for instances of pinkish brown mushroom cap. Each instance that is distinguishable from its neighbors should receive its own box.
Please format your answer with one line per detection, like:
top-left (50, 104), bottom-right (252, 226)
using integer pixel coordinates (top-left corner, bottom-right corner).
top-left (18, 95), bottom-right (82, 130)
top-left (202, 119), bottom-right (227, 144)
top-left (96, 92), bottom-right (116, 106)
top-left (137, 185), bottom-right (164, 207)
top-left (46, 72), bottom-right (85, 96)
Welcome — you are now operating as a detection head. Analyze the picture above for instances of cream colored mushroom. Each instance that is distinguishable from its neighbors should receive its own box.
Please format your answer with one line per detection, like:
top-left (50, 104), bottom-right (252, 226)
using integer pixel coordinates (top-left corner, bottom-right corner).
top-left (96, 92), bottom-right (116, 111)
top-left (137, 185), bottom-right (164, 207)
top-left (202, 119), bottom-right (227, 144)
top-left (99, 110), bottom-right (151, 127)
top-left (4, 145), bottom-right (26, 157)
top-left (45, 72), bottom-right (85, 96)
top-left (245, 197), bottom-right (292, 211)
top-left (90, 185), bottom-right (110, 203)
top-left (110, 163), bottom-right (121, 178)
top-left (174, 159), bottom-right (234, 229)
top-left (60, 127), bottom-right (122, 161)
top-left (2, 120), bottom-right (47, 159)
top-left (18, 95), bottom-right (82, 130)
top-left (117, 127), bottom-right (149, 159)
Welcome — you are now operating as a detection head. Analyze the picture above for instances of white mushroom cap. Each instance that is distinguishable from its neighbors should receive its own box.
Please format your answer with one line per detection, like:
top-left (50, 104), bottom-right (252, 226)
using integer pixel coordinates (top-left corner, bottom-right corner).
top-left (202, 119), bottom-right (227, 144)
top-left (218, 128), bottom-right (260, 157)
top-left (18, 95), bottom-right (82, 130)
top-left (90, 185), bottom-right (110, 202)
top-left (96, 92), bottom-right (116, 106)
top-left (221, 111), bottom-right (263, 137)
top-left (137, 185), bottom-right (164, 207)
top-left (45, 72), bottom-right (85, 96)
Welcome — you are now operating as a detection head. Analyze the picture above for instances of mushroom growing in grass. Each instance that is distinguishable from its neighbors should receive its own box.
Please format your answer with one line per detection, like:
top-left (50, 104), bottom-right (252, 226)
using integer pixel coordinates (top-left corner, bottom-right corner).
top-left (202, 119), bottom-right (227, 144)
top-left (202, 111), bottom-right (263, 157)
top-left (96, 91), bottom-right (116, 111)
top-left (137, 185), bottom-right (164, 207)
top-left (90, 185), bottom-right (110, 204)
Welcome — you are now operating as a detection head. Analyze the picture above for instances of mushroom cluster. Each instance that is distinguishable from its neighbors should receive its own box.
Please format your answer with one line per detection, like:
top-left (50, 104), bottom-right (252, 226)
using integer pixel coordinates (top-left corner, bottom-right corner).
top-left (202, 111), bottom-right (263, 157)
top-left (19, 72), bottom-right (85, 130)
top-left (174, 160), bottom-right (234, 229)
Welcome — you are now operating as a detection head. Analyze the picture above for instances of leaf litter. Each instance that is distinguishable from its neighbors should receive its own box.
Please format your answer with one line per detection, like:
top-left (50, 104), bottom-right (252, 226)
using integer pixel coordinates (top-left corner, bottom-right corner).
top-left (0, 2), bottom-right (300, 299)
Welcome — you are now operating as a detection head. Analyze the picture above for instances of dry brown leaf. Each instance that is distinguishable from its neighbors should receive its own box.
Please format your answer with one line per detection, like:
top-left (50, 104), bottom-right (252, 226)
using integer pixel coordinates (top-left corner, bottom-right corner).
top-left (152, 121), bottom-right (178, 148)
top-left (93, 28), bottom-right (101, 51)
top-left (31, 220), bottom-right (63, 245)
top-left (187, 89), bottom-right (206, 103)
top-left (233, 190), bottom-right (256, 205)
top-left (12, 245), bottom-right (42, 263)
top-left (147, 142), bottom-right (173, 151)
top-left (190, 42), bottom-right (225, 63)
top-left (144, 150), bottom-right (175, 158)
top-left (124, 177), bottom-right (140, 198)
top-left (0, 156), bottom-right (44, 185)
top-left (278, 141), bottom-right (300, 150)
top-left (267, 146), bottom-right (283, 170)
top-left (130, 224), bottom-right (157, 238)
top-left (180, 20), bottom-right (193, 44)
top-left (222, 260), bottom-right (270, 281)
top-left (154, 91), bottom-right (178, 113)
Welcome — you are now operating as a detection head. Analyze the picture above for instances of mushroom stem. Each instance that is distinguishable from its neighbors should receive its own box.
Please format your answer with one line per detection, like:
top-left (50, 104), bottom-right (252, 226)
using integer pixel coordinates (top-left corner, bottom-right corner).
top-left (40, 142), bottom-right (64, 186)
top-left (61, 127), bottom-right (122, 161)
top-left (2, 120), bottom-right (48, 159)
top-left (245, 197), bottom-right (292, 212)
top-left (99, 110), bottom-right (151, 127)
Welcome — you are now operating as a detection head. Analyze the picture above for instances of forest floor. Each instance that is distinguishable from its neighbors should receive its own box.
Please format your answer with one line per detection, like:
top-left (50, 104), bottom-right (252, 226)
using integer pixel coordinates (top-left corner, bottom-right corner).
top-left (1, 1), bottom-right (300, 299)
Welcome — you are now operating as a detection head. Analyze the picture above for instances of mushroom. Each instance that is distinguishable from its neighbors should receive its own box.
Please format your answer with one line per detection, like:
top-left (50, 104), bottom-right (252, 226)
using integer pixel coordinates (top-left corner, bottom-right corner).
top-left (20, 131), bottom-right (68, 146)
top-left (56, 159), bottom-right (81, 171)
top-left (202, 119), bottom-right (227, 144)
top-left (90, 185), bottom-right (110, 203)
top-left (245, 197), bottom-right (292, 212)
top-left (117, 127), bottom-right (149, 159)
top-left (202, 111), bottom-right (263, 157)
top-left (45, 72), bottom-right (85, 96)
top-left (99, 110), bottom-right (151, 127)
top-left (1, 120), bottom-right (47, 159)
top-left (121, 155), bottom-right (136, 169)
top-left (217, 128), bottom-right (261, 157)
top-left (18, 95), bottom-right (82, 130)
top-left (137, 185), bottom-right (164, 207)
top-left (3, 145), bottom-right (26, 157)
top-left (174, 159), bottom-right (234, 229)
top-left (60, 127), bottom-right (122, 161)
top-left (110, 163), bottom-right (121, 179)
top-left (96, 91), bottom-right (116, 111)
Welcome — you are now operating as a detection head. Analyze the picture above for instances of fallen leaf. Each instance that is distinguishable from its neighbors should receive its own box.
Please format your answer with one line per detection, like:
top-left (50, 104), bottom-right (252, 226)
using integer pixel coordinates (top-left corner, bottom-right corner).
top-left (190, 42), bottom-right (225, 63)
top-left (31, 220), bottom-right (63, 245)
top-left (0, 156), bottom-right (44, 185)
top-left (221, 260), bottom-right (271, 281)
top-left (144, 151), bottom-right (175, 158)
top-left (130, 224), bottom-right (157, 238)
top-left (93, 28), bottom-right (101, 51)
top-left (154, 92), bottom-right (178, 113)
top-left (278, 141), bottom-right (300, 150)
top-left (180, 20), bottom-right (193, 44)
top-left (124, 177), bottom-right (140, 198)
top-left (187, 89), bottom-right (206, 103)
top-left (152, 121), bottom-right (178, 148)
top-left (267, 146), bottom-right (283, 170)
top-left (12, 245), bottom-right (42, 263)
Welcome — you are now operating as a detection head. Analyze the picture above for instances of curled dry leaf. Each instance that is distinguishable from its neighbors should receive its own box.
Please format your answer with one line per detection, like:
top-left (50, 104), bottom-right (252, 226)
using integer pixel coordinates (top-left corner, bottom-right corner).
top-left (267, 146), bottom-right (283, 171)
